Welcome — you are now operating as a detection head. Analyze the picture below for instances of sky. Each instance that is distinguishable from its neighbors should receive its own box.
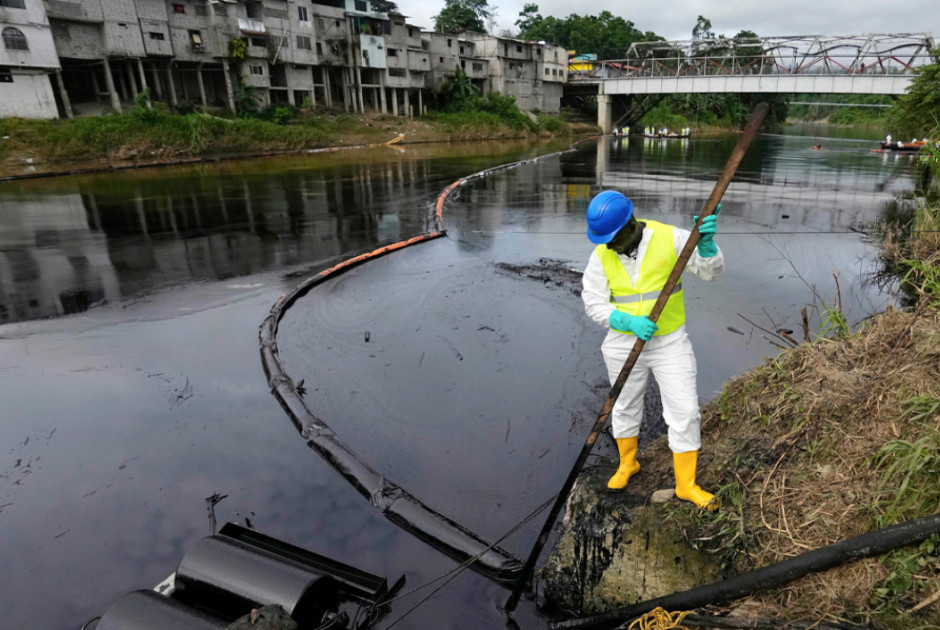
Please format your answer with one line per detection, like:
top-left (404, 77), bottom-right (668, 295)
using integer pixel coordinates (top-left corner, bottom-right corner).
top-left (398, 0), bottom-right (940, 46)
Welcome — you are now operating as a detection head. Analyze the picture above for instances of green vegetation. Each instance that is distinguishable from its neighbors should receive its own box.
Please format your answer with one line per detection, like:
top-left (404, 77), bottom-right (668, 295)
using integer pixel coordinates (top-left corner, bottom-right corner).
top-left (787, 94), bottom-right (894, 126)
top-left (433, 0), bottom-right (491, 34)
top-left (0, 81), bottom-right (572, 175)
top-left (888, 47), bottom-right (940, 138)
top-left (516, 8), bottom-right (661, 59)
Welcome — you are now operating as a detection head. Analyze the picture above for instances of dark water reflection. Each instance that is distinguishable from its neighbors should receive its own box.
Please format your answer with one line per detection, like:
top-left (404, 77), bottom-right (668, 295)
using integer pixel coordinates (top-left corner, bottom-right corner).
top-left (0, 141), bottom-right (569, 324)
top-left (0, 131), bottom-right (921, 630)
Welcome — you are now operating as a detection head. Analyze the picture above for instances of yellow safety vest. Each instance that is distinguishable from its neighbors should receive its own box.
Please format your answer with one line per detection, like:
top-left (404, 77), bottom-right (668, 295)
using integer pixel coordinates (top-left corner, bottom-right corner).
top-left (596, 219), bottom-right (686, 336)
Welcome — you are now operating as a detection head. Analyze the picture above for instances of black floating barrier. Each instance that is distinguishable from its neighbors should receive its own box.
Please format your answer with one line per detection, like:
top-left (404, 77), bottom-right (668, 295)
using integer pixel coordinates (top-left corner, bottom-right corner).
top-left (97, 590), bottom-right (228, 630)
top-left (258, 138), bottom-right (599, 584)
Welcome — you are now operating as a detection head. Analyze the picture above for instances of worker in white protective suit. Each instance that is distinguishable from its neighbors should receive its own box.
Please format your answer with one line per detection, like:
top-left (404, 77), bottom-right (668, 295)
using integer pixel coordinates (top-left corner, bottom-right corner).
top-left (581, 190), bottom-right (723, 510)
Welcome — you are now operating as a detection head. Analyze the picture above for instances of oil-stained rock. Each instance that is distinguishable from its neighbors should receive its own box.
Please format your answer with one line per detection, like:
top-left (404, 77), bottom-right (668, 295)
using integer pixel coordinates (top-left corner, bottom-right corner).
top-left (540, 471), bottom-right (720, 615)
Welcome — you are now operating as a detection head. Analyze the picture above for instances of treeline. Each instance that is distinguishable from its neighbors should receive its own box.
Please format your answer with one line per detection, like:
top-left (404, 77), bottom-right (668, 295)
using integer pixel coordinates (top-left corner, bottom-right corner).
top-left (787, 94), bottom-right (894, 126)
top-left (516, 11), bottom-right (787, 128)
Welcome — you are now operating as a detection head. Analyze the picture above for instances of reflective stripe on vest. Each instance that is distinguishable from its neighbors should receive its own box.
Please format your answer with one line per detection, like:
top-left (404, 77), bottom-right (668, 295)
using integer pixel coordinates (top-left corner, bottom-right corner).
top-left (596, 219), bottom-right (686, 336)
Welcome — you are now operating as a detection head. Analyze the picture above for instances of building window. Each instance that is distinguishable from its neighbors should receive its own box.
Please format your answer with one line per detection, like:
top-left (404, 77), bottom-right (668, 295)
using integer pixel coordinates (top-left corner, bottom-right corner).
top-left (447, 38), bottom-right (452, 47)
top-left (296, 35), bottom-right (311, 50)
top-left (2, 27), bottom-right (28, 51)
top-left (516, 45), bottom-right (522, 53)
top-left (246, 2), bottom-right (262, 19)
top-left (472, 62), bottom-right (482, 72)
top-left (250, 65), bottom-right (264, 75)
top-left (172, 3), bottom-right (184, 14)
top-left (149, 32), bottom-right (165, 41)
top-left (459, 46), bottom-right (464, 54)
top-left (408, 27), bottom-right (414, 37)
top-left (438, 56), bottom-right (443, 63)
top-left (316, 42), bottom-right (322, 54)
top-left (0, 66), bottom-right (12, 82)
top-left (298, 6), bottom-right (308, 21)
top-left (460, 60), bottom-right (465, 69)
top-left (354, 0), bottom-right (366, 10)
top-left (0, 0), bottom-right (27, 8)
top-left (250, 36), bottom-right (267, 47)
top-left (189, 30), bottom-right (203, 49)
top-left (545, 68), bottom-right (549, 75)
top-left (387, 48), bottom-right (397, 57)
top-left (194, 4), bottom-right (207, 16)
top-left (213, 4), bottom-right (227, 16)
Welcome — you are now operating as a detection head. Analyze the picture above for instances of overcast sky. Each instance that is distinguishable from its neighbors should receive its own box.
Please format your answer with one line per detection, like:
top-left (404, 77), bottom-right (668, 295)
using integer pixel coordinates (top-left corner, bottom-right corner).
top-left (400, 0), bottom-right (939, 46)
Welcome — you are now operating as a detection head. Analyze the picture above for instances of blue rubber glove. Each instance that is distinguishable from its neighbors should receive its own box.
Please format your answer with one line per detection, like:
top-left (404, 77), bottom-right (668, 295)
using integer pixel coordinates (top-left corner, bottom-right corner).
top-left (694, 203), bottom-right (721, 258)
top-left (609, 311), bottom-right (658, 340)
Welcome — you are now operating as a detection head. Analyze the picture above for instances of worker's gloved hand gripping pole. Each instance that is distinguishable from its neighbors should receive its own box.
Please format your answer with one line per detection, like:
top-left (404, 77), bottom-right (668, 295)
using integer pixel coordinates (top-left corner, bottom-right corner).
top-left (504, 103), bottom-right (770, 614)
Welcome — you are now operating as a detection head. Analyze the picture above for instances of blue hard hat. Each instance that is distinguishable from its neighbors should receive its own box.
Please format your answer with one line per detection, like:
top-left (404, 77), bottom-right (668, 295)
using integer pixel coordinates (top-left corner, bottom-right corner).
top-left (586, 191), bottom-right (634, 244)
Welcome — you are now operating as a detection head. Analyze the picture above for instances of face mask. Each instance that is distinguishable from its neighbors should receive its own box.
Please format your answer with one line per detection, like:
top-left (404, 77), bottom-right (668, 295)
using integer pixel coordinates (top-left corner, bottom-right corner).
top-left (607, 217), bottom-right (642, 255)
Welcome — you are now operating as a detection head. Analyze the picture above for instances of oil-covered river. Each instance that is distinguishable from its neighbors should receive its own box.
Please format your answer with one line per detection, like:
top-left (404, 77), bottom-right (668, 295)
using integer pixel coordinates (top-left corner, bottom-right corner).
top-left (0, 128), bottom-right (918, 628)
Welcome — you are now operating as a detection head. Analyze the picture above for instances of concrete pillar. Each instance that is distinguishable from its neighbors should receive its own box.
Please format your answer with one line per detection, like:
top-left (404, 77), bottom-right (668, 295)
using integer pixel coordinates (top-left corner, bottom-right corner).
top-left (342, 68), bottom-right (350, 112)
top-left (324, 68), bottom-right (332, 107)
top-left (149, 64), bottom-right (163, 100)
top-left (196, 63), bottom-right (207, 109)
top-left (91, 69), bottom-right (101, 102)
top-left (310, 67), bottom-right (317, 108)
top-left (418, 89), bottom-right (423, 116)
top-left (391, 87), bottom-right (398, 115)
top-left (379, 83), bottom-right (386, 114)
top-left (54, 70), bottom-right (73, 119)
top-left (125, 60), bottom-right (139, 99)
top-left (356, 67), bottom-right (364, 113)
top-left (597, 93), bottom-right (611, 133)
top-left (221, 58), bottom-right (236, 113)
top-left (404, 89), bottom-right (411, 118)
top-left (165, 62), bottom-right (178, 109)
top-left (102, 58), bottom-right (122, 113)
top-left (285, 65), bottom-right (295, 106)
top-left (136, 58), bottom-right (151, 107)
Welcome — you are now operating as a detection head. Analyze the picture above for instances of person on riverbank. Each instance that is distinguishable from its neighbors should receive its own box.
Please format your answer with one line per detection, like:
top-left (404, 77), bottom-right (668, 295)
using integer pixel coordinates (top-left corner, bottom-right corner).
top-left (581, 190), bottom-right (723, 510)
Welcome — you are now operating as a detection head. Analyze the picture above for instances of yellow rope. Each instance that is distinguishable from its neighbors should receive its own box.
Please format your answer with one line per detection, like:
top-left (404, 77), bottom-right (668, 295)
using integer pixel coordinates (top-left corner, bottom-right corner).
top-left (627, 607), bottom-right (693, 630)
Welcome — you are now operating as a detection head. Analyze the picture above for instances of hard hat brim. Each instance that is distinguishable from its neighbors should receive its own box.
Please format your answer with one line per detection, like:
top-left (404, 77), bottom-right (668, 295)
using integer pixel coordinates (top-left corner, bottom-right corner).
top-left (587, 226), bottom-right (619, 244)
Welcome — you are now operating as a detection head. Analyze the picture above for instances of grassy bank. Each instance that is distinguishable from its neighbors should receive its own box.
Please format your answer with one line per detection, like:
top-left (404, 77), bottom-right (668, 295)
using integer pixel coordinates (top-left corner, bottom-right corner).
top-left (640, 196), bottom-right (940, 628)
top-left (0, 102), bottom-right (582, 177)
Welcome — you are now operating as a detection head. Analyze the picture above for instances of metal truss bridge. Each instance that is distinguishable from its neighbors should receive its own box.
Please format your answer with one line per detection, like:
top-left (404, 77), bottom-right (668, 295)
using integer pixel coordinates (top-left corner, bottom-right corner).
top-left (568, 33), bottom-right (937, 131)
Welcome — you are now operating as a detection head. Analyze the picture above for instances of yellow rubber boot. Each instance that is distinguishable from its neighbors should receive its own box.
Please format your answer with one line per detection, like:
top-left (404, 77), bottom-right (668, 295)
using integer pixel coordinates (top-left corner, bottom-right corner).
top-left (607, 436), bottom-right (641, 491)
top-left (673, 450), bottom-right (719, 510)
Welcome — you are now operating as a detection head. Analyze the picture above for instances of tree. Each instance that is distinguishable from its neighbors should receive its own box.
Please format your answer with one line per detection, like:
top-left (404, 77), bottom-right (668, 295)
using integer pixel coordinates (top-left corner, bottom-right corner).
top-left (433, 0), bottom-right (492, 34)
top-left (516, 11), bottom-right (660, 58)
top-left (515, 3), bottom-right (541, 34)
top-left (691, 15), bottom-right (714, 40)
top-left (889, 48), bottom-right (940, 138)
top-left (370, 0), bottom-right (398, 12)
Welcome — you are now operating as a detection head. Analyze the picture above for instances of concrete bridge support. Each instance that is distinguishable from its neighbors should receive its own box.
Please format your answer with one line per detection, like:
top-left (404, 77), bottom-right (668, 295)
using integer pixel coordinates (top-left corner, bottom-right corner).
top-left (597, 93), bottom-right (611, 134)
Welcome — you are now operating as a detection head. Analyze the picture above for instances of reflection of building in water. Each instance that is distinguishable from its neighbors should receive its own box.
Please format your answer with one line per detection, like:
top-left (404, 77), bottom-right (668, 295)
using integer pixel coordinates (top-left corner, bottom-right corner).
top-left (0, 194), bottom-right (119, 323)
top-left (0, 157), bottom-right (433, 323)
top-left (77, 159), bottom-right (428, 297)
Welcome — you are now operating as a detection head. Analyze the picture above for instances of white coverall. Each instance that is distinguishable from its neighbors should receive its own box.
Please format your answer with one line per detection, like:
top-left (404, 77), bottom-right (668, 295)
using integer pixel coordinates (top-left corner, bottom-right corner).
top-left (581, 222), bottom-right (724, 453)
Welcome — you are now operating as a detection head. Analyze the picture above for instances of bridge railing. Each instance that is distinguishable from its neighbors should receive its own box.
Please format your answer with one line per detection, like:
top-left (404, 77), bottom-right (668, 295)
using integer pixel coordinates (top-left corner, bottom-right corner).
top-left (567, 33), bottom-right (937, 82)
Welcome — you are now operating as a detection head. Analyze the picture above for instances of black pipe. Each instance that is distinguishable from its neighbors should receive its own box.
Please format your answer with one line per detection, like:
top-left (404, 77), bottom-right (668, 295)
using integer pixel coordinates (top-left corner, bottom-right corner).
top-left (550, 512), bottom-right (940, 630)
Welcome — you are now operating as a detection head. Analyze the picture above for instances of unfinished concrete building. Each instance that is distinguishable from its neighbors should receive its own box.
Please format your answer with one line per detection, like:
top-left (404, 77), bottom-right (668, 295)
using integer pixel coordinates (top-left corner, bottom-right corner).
top-left (4, 1), bottom-right (567, 119)
top-left (461, 33), bottom-right (568, 114)
top-left (0, 0), bottom-right (59, 118)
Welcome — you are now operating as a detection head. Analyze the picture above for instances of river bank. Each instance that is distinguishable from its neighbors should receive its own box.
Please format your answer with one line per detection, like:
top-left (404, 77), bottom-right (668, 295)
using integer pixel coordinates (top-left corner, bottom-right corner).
top-left (542, 193), bottom-right (940, 629)
top-left (0, 108), bottom-right (593, 179)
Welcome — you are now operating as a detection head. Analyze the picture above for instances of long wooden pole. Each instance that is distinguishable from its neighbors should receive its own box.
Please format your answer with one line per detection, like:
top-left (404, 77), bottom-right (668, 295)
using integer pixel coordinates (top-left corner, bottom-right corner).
top-left (504, 103), bottom-right (770, 613)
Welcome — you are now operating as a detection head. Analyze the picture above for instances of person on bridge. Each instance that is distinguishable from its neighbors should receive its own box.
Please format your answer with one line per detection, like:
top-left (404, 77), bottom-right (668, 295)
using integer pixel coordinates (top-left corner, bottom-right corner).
top-left (581, 190), bottom-right (723, 510)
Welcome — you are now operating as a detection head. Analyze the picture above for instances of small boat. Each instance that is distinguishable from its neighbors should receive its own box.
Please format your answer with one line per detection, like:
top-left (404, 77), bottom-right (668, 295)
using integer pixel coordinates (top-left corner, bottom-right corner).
top-left (879, 140), bottom-right (927, 152)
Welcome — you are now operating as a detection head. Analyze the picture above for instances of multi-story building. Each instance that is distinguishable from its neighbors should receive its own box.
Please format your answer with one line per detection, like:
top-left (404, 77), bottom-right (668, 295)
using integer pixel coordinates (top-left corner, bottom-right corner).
top-left (461, 32), bottom-right (567, 113)
top-left (3, 0), bottom-right (566, 119)
top-left (0, 0), bottom-right (59, 118)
